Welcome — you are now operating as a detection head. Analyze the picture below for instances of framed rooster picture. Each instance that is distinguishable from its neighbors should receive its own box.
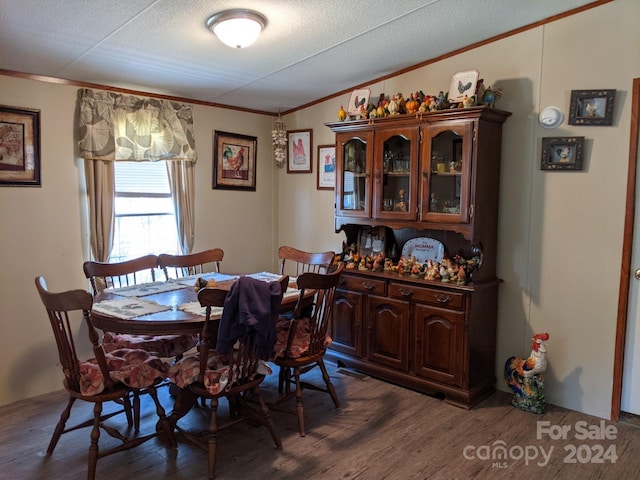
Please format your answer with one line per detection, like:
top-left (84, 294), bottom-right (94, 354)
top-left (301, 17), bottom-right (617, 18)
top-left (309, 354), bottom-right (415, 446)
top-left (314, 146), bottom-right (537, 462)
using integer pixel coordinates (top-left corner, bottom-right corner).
top-left (448, 69), bottom-right (479, 105)
top-left (347, 88), bottom-right (370, 118)
top-left (213, 130), bottom-right (257, 191)
top-left (287, 129), bottom-right (313, 174)
top-left (568, 89), bottom-right (616, 126)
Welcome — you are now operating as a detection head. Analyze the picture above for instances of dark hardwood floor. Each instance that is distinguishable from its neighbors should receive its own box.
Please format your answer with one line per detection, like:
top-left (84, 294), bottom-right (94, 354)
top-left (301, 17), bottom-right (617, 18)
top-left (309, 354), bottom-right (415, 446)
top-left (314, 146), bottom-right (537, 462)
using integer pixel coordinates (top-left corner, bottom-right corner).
top-left (1, 361), bottom-right (639, 479)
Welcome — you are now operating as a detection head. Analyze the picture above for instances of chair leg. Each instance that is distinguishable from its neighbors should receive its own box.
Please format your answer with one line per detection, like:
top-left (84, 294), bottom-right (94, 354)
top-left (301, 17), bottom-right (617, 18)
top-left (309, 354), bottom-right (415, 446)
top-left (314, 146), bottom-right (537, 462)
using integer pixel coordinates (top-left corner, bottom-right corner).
top-left (278, 367), bottom-right (286, 394)
top-left (254, 386), bottom-right (282, 450)
top-left (207, 398), bottom-right (219, 479)
top-left (317, 359), bottom-right (340, 408)
top-left (121, 393), bottom-right (134, 427)
top-left (47, 396), bottom-right (75, 455)
top-left (293, 368), bottom-right (305, 437)
top-left (88, 402), bottom-right (102, 480)
top-left (147, 386), bottom-right (168, 423)
top-left (132, 391), bottom-right (141, 432)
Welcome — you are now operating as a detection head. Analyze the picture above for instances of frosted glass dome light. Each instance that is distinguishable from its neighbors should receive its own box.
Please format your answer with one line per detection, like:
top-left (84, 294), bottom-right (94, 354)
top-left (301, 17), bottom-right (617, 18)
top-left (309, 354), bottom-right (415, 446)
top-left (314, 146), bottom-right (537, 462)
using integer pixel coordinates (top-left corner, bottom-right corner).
top-left (206, 9), bottom-right (267, 49)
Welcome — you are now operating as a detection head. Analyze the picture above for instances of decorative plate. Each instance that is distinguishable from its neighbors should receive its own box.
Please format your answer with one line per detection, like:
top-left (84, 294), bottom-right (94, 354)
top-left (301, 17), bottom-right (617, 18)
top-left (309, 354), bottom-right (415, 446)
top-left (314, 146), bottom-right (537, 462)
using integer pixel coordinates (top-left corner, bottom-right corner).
top-left (401, 237), bottom-right (445, 263)
top-left (448, 69), bottom-right (479, 104)
top-left (539, 106), bottom-right (564, 129)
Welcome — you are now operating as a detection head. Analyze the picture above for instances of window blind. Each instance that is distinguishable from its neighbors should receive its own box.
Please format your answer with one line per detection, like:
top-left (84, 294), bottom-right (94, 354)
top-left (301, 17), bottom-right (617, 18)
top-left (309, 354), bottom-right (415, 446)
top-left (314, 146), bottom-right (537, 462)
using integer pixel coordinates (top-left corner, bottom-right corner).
top-left (115, 161), bottom-right (170, 195)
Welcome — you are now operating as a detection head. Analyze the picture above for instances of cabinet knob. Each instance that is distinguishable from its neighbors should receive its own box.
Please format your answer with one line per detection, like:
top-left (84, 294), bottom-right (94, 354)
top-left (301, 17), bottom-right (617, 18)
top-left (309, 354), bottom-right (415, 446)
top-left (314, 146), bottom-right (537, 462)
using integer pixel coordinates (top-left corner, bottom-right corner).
top-left (362, 282), bottom-right (376, 291)
top-left (399, 288), bottom-right (415, 297)
top-left (338, 277), bottom-right (345, 285)
top-left (435, 294), bottom-right (451, 303)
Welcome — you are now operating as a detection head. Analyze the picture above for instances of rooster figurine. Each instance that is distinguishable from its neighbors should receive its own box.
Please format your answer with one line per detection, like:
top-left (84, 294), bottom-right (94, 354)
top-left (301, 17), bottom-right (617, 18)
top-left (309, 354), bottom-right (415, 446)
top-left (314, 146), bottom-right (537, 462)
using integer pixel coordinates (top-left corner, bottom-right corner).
top-left (504, 332), bottom-right (550, 413)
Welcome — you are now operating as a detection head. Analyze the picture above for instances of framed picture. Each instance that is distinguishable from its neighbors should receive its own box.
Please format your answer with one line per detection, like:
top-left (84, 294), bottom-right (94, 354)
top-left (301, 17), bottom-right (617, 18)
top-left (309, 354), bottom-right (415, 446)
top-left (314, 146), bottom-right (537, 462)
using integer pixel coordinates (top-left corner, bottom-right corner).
top-left (347, 88), bottom-right (370, 117)
top-left (287, 129), bottom-right (312, 173)
top-left (0, 105), bottom-right (41, 186)
top-left (317, 144), bottom-right (336, 190)
top-left (568, 89), bottom-right (616, 126)
top-left (212, 130), bottom-right (257, 191)
top-left (448, 69), bottom-right (479, 104)
top-left (541, 136), bottom-right (585, 171)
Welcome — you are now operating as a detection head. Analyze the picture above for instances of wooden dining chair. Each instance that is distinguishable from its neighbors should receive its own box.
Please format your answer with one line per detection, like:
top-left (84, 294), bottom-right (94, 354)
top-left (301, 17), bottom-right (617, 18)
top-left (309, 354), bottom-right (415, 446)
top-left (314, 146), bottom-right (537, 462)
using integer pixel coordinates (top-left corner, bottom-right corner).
top-left (158, 248), bottom-right (224, 280)
top-left (174, 275), bottom-right (288, 479)
top-left (83, 255), bottom-right (198, 360)
top-left (272, 262), bottom-right (344, 436)
top-left (35, 276), bottom-right (170, 480)
top-left (278, 245), bottom-right (335, 278)
top-left (83, 254), bottom-right (159, 294)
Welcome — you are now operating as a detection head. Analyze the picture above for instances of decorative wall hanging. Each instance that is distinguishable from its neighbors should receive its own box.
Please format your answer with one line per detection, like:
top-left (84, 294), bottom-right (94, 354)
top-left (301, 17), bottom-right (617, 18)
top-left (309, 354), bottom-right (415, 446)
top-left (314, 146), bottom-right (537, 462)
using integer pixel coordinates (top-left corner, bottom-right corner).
top-left (541, 136), bottom-right (585, 171)
top-left (316, 144), bottom-right (336, 190)
top-left (568, 89), bottom-right (616, 126)
top-left (213, 130), bottom-right (257, 191)
top-left (272, 114), bottom-right (287, 167)
top-left (0, 105), bottom-right (40, 186)
top-left (287, 129), bottom-right (312, 174)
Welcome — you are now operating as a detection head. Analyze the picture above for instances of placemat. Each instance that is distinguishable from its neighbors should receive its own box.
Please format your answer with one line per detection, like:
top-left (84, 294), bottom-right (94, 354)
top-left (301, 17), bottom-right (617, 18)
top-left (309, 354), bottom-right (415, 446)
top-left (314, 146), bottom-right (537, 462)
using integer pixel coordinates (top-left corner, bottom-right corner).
top-left (92, 298), bottom-right (172, 319)
top-left (246, 271), bottom-right (283, 282)
top-left (104, 281), bottom-right (187, 297)
top-left (175, 272), bottom-right (238, 287)
top-left (178, 287), bottom-right (299, 317)
top-left (178, 302), bottom-right (224, 317)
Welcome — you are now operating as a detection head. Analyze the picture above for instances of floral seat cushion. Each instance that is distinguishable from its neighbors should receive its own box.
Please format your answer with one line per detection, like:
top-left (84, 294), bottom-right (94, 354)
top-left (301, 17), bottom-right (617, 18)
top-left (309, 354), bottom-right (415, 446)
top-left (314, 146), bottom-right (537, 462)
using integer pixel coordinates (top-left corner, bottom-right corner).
top-left (272, 317), bottom-right (332, 360)
top-left (77, 348), bottom-right (170, 396)
top-left (102, 331), bottom-right (198, 358)
top-left (167, 349), bottom-right (272, 396)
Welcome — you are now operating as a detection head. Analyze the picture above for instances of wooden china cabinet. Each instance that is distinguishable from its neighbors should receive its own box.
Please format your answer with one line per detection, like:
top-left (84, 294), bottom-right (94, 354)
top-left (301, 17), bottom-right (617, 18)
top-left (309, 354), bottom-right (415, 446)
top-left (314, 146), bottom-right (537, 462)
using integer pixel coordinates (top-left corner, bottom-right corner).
top-left (325, 106), bottom-right (511, 408)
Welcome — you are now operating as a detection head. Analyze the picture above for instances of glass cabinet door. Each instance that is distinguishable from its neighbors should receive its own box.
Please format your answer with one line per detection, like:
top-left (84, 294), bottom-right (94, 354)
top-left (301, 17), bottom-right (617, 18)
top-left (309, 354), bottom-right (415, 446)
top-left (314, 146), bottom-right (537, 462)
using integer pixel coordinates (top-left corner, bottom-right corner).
top-left (421, 121), bottom-right (473, 224)
top-left (335, 131), bottom-right (372, 218)
top-left (374, 127), bottom-right (419, 220)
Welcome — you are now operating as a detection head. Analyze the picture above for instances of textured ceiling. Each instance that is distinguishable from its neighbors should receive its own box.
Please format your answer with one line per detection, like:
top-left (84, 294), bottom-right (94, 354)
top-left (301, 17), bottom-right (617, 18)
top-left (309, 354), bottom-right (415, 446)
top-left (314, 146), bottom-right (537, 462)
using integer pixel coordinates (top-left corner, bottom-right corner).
top-left (0, 0), bottom-right (600, 114)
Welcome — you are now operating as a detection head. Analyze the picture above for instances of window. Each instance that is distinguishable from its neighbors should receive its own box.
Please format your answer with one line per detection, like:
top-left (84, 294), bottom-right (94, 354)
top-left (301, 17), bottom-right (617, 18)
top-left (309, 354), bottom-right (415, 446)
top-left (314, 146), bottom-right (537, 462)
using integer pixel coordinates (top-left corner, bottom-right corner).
top-left (111, 161), bottom-right (179, 263)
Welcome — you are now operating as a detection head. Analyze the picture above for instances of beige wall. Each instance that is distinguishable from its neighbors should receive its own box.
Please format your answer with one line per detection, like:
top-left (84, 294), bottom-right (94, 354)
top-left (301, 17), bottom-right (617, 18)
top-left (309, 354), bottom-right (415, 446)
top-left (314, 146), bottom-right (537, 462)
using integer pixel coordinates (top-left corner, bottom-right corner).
top-left (1, 0), bottom-right (637, 419)
top-left (278, 0), bottom-right (639, 419)
top-left (0, 77), bottom-right (279, 404)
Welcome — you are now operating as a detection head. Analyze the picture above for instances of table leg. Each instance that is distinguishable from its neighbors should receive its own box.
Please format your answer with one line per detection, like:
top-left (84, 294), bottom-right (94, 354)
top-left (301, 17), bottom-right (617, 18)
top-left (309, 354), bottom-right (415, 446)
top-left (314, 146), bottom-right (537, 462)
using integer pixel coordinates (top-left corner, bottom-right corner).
top-left (156, 386), bottom-right (197, 445)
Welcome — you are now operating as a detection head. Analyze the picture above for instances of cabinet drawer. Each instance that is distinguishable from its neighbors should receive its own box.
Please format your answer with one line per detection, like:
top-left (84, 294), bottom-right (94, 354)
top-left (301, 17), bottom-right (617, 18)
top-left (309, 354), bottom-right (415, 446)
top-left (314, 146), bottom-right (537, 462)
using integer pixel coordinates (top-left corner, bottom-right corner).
top-left (339, 274), bottom-right (387, 295)
top-left (388, 282), bottom-right (464, 309)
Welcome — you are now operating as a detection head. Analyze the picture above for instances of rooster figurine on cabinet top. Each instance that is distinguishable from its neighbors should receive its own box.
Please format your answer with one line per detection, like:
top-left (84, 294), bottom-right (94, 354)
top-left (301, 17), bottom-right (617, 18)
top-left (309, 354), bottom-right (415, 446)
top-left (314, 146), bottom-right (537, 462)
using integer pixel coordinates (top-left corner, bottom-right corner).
top-left (338, 105), bottom-right (347, 122)
top-left (505, 332), bottom-right (550, 413)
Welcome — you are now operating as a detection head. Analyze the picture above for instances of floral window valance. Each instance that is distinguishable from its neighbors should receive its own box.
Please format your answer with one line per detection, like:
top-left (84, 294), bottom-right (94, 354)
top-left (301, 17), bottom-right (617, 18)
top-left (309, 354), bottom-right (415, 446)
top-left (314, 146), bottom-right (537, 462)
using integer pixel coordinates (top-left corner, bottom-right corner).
top-left (77, 88), bottom-right (197, 162)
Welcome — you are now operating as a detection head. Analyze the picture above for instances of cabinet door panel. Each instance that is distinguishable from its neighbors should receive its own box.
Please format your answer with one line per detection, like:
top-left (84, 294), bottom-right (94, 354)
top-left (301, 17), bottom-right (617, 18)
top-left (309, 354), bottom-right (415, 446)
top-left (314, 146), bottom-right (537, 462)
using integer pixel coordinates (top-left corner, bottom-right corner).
top-left (335, 131), bottom-right (373, 218)
top-left (414, 304), bottom-right (464, 386)
top-left (367, 295), bottom-right (409, 370)
top-left (374, 126), bottom-right (419, 220)
top-left (331, 288), bottom-right (363, 357)
top-left (420, 120), bottom-right (474, 224)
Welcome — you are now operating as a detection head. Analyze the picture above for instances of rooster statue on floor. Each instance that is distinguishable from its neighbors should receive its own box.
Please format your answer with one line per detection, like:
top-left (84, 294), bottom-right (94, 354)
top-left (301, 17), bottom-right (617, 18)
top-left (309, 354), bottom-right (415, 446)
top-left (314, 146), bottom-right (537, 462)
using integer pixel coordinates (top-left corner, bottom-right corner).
top-left (504, 332), bottom-right (550, 414)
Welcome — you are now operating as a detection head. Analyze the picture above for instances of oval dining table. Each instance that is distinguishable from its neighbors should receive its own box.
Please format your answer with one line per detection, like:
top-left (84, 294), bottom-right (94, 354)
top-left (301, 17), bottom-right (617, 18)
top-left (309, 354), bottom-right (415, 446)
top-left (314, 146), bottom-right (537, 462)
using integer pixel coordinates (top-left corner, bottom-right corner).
top-left (89, 272), bottom-right (305, 444)
top-left (90, 274), bottom-right (302, 335)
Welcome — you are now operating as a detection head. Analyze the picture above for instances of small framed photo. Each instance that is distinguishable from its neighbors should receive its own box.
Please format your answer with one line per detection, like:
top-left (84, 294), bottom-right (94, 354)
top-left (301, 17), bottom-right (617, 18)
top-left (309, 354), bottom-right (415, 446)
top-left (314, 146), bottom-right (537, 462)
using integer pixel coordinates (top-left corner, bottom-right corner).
top-left (568, 89), bottom-right (616, 126)
top-left (287, 129), bottom-right (312, 173)
top-left (347, 88), bottom-right (370, 117)
top-left (317, 144), bottom-right (336, 190)
top-left (541, 136), bottom-right (585, 171)
top-left (448, 69), bottom-right (479, 104)
top-left (213, 130), bottom-right (257, 191)
top-left (0, 105), bottom-right (41, 186)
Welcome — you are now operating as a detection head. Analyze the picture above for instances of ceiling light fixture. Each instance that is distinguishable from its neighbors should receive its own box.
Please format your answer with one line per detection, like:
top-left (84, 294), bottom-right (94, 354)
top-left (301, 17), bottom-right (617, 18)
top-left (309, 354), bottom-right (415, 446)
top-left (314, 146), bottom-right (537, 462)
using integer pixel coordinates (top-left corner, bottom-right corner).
top-left (206, 9), bottom-right (267, 49)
